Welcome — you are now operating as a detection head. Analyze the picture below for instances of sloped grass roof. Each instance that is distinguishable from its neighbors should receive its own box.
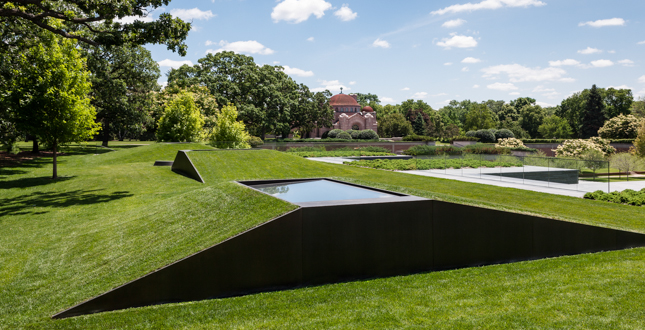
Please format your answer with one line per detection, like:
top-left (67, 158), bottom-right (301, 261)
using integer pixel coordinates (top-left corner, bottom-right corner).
top-left (2, 145), bottom-right (645, 329)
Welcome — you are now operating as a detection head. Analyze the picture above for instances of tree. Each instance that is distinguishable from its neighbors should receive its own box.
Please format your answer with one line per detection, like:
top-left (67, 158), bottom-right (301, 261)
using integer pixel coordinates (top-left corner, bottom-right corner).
top-left (499, 118), bottom-right (530, 139)
top-left (439, 100), bottom-right (474, 128)
top-left (288, 87), bottom-right (334, 138)
top-left (611, 153), bottom-right (643, 180)
top-left (519, 104), bottom-right (546, 138)
top-left (210, 104), bottom-right (250, 149)
top-left (538, 115), bottom-right (572, 139)
top-left (11, 34), bottom-right (100, 178)
top-left (157, 92), bottom-right (204, 142)
top-left (510, 97), bottom-right (536, 112)
top-left (154, 85), bottom-right (218, 138)
top-left (597, 114), bottom-right (642, 139)
top-left (464, 103), bottom-right (495, 131)
top-left (603, 88), bottom-right (633, 118)
top-left (83, 44), bottom-right (160, 146)
top-left (353, 93), bottom-right (380, 106)
top-left (631, 96), bottom-right (645, 118)
top-left (413, 115), bottom-right (426, 135)
top-left (634, 120), bottom-right (645, 157)
top-left (557, 90), bottom-right (588, 138)
top-left (581, 85), bottom-right (606, 139)
top-left (166, 64), bottom-right (201, 89)
top-left (195, 52), bottom-right (299, 139)
top-left (0, 0), bottom-right (191, 54)
top-left (379, 113), bottom-right (413, 138)
top-left (497, 103), bottom-right (520, 123)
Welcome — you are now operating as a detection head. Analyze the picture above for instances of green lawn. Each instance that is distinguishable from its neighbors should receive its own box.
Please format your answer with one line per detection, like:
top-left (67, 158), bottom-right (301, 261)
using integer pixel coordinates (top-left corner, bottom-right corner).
top-left (2, 145), bottom-right (645, 329)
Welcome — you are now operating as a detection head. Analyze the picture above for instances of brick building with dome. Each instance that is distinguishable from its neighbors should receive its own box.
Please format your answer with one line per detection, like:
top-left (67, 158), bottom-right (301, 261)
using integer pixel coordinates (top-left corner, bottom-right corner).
top-left (307, 91), bottom-right (378, 138)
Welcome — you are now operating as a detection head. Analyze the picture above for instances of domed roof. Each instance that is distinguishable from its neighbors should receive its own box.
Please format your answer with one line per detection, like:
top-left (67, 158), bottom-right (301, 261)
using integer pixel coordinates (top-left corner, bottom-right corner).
top-left (330, 94), bottom-right (359, 106)
top-left (362, 106), bottom-right (374, 112)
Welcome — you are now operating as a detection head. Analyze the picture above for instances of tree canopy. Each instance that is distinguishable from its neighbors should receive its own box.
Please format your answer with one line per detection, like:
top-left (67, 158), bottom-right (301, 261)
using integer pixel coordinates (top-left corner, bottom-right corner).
top-left (0, 0), bottom-right (191, 54)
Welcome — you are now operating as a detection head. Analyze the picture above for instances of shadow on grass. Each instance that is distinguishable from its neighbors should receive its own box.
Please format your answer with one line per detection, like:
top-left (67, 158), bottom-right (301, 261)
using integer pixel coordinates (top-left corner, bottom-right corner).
top-left (0, 176), bottom-right (74, 189)
top-left (0, 189), bottom-right (133, 217)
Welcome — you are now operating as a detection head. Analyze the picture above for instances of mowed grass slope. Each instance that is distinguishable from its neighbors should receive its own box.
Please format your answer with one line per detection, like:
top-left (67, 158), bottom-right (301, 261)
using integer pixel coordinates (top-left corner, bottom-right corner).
top-left (0, 144), bottom-right (296, 329)
top-left (1, 146), bottom-right (644, 329)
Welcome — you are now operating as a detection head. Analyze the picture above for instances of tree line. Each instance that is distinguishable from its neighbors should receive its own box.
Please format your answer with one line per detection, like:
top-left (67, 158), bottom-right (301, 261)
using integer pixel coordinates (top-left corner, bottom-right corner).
top-left (358, 86), bottom-right (643, 140)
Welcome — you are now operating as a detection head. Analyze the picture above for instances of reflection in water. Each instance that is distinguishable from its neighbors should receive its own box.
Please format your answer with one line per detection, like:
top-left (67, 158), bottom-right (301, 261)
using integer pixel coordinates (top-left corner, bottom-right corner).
top-left (260, 185), bottom-right (290, 196)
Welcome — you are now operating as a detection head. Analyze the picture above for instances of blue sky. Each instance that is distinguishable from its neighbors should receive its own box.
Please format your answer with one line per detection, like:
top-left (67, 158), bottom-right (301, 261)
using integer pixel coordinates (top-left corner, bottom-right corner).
top-left (138, 0), bottom-right (645, 109)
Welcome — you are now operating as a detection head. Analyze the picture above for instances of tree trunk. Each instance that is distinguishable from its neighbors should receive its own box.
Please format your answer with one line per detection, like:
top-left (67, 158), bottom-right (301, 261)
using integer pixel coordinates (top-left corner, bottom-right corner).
top-left (260, 127), bottom-right (266, 140)
top-left (102, 119), bottom-right (110, 147)
top-left (52, 140), bottom-right (57, 179)
top-left (32, 137), bottom-right (39, 154)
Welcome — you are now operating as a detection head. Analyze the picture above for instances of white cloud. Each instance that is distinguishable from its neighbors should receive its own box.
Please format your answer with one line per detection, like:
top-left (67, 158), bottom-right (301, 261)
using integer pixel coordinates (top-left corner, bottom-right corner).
top-left (401, 87), bottom-right (410, 91)
top-left (207, 40), bottom-right (274, 55)
top-left (482, 64), bottom-right (571, 82)
top-left (536, 101), bottom-right (555, 107)
top-left (273, 61), bottom-right (280, 64)
top-left (532, 85), bottom-right (555, 93)
top-left (412, 92), bottom-right (428, 99)
top-left (608, 50), bottom-right (616, 54)
top-left (160, 81), bottom-right (168, 88)
top-left (462, 57), bottom-right (481, 64)
top-left (636, 89), bottom-right (645, 97)
top-left (307, 37), bottom-right (315, 42)
top-left (114, 15), bottom-right (153, 24)
top-left (349, 81), bottom-right (356, 85)
top-left (639, 41), bottom-right (645, 45)
top-left (639, 75), bottom-right (645, 83)
top-left (444, 62), bottom-right (453, 66)
top-left (334, 4), bottom-right (357, 21)
top-left (461, 67), bottom-right (469, 72)
top-left (509, 92), bottom-right (520, 95)
top-left (158, 59), bottom-right (193, 69)
top-left (432, 0), bottom-right (545, 15)
top-left (487, 82), bottom-right (518, 91)
top-left (381, 97), bottom-right (395, 104)
top-left (549, 59), bottom-right (581, 67)
top-left (431, 93), bottom-right (448, 97)
top-left (170, 8), bottom-right (215, 20)
top-left (578, 47), bottom-right (602, 55)
top-left (271, 0), bottom-right (332, 23)
top-left (442, 19), bottom-right (466, 28)
top-left (311, 80), bottom-right (349, 93)
top-left (437, 35), bottom-right (477, 49)
top-left (618, 59), bottom-right (634, 67)
top-left (281, 65), bottom-right (314, 77)
top-left (473, 84), bottom-right (480, 88)
top-left (590, 59), bottom-right (614, 68)
top-left (579, 18), bottom-right (625, 28)
top-left (373, 38), bottom-right (390, 48)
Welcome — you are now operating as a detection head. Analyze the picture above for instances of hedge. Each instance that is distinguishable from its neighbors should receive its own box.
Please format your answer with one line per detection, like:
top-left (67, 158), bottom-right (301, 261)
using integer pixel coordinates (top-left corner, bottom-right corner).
top-left (584, 189), bottom-right (645, 206)
top-left (403, 134), bottom-right (436, 142)
top-left (521, 139), bottom-right (636, 144)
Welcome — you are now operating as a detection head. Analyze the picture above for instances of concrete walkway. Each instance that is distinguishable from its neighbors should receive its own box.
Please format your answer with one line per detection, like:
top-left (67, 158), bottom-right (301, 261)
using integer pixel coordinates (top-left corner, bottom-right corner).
top-left (307, 157), bottom-right (645, 198)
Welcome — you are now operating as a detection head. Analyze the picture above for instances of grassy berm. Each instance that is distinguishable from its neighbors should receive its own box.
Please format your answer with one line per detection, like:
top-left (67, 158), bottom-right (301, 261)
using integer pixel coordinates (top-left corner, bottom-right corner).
top-left (1, 144), bottom-right (644, 329)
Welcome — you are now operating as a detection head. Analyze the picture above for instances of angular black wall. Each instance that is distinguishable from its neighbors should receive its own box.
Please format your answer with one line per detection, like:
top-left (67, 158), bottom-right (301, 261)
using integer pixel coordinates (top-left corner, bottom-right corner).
top-left (171, 151), bottom-right (204, 183)
top-left (53, 200), bottom-right (645, 319)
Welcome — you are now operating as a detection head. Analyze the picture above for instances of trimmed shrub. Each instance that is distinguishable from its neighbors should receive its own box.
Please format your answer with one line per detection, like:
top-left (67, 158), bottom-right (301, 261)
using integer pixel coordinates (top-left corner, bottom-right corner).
top-left (496, 138), bottom-right (525, 149)
top-left (348, 130), bottom-right (361, 139)
top-left (336, 131), bottom-right (352, 140)
top-left (326, 129), bottom-right (344, 139)
top-left (358, 129), bottom-right (379, 140)
top-left (495, 129), bottom-right (515, 140)
top-left (321, 130), bottom-right (330, 139)
top-left (473, 129), bottom-right (496, 143)
top-left (465, 130), bottom-right (477, 137)
top-left (554, 137), bottom-right (616, 158)
top-left (246, 136), bottom-right (264, 148)
top-left (584, 188), bottom-right (645, 207)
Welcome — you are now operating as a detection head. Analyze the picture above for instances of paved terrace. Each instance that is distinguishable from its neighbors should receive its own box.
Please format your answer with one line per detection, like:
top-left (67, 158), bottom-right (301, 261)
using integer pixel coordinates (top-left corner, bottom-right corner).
top-left (307, 157), bottom-right (645, 198)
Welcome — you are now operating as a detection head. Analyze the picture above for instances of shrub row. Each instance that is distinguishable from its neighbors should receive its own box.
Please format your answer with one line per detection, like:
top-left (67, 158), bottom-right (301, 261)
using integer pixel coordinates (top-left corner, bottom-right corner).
top-left (285, 146), bottom-right (394, 157)
top-left (403, 144), bottom-right (512, 156)
top-left (403, 134), bottom-right (436, 142)
top-left (466, 129), bottom-right (514, 143)
top-left (521, 139), bottom-right (636, 144)
top-left (345, 158), bottom-right (522, 171)
top-left (325, 129), bottom-right (379, 140)
top-left (584, 189), bottom-right (645, 206)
